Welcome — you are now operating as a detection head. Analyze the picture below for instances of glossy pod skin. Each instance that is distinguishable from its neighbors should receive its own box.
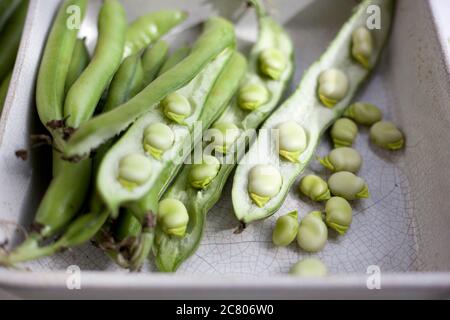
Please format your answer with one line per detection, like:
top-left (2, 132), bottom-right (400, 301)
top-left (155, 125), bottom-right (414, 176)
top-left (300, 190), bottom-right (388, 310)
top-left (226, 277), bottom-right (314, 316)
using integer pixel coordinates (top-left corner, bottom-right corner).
top-left (64, 38), bottom-right (90, 94)
top-left (123, 10), bottom-right (188, 58)
top-left (154, 0), bottom-right (294, 272)
top-left (64, 0), bottom-right (127, 129)
top-left (141, 40), bottom-right (169, 86)
top-left (0, 0), bottom-right (28, 83)
top-left (62, 17), bottom-right (238, 159)
top-left (36, 0), bottom-right (88, 131)
top-left (232, 0), bottom-right (395, 224)
top-left (158, 46), bottom-right (191, 76)
top-left (319, 147), bottom-right (362, 173)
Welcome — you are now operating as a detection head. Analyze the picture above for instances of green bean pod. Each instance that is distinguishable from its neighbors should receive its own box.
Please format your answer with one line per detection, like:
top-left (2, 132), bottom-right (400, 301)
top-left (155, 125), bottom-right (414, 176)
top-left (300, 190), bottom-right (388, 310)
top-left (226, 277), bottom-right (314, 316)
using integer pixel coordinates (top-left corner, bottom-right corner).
top-left (33, 159), bottom-right (92, 238)
top-left (123, 10), bottom-right (188, 58)
top-left (36, 0), bottom-right (88, 131)
top-left (109, 52), bottom-right (245, 271)
top-left (0, 71), bottom-right (12, 113)
top-left (64, 0), bottom-right (127, 129)
top-left (1, 49), bottom-right (145, 266)
top-left (141, 40), bottom-right (169, 86)
top-left (157, 46), bottom-right (191, 76)
top-left (64, 38), bottom-right (90, 95)
top-left (62, 17), bottom-right (237, 159)
top-left (232, 0), bottom-right (395, 224)
top-left (103, 53), bottom-right (144, 113)
top-left (154, 0), bottom-right (294, 272)
top-left (0, 0), bottom-right (28, 83)
top-left (0, 0), bottom-right (23, 31)
top-left (96, 26), bottom-right (237, 215)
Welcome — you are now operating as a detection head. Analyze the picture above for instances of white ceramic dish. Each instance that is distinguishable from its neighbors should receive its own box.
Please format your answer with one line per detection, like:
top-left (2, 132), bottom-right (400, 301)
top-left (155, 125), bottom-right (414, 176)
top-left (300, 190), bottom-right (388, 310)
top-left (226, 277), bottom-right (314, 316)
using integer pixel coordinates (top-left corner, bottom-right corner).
top-left (0, 0), bottom-right (449, 299)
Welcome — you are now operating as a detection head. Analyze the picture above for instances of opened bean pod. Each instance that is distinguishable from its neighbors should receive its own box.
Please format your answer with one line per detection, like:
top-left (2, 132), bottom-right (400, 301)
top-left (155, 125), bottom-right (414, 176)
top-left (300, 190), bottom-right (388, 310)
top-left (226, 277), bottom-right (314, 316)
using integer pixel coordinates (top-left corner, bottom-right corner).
top-left (272, 211), bottom-right (299, 247)
top-left (296, 211), bottom-right (328, 253)
top-left (370, 121), bottom-right (405, 150)
top-left (154, 0), bottom-right (294, 272)
top-left (290, 258), bottom-right (328, 277)
top-left (232, 0), bottom-right (395, 224)
top-left (299, 175), bottom-right (331, 202)
top-left (62, 17), bottom-right (237, 159)
top-left (141, 40), bottom-right (169, 86)
top-left (325, 196), bottom-right (353, 235)
top-left (319, 147), bottom-right (362, 173)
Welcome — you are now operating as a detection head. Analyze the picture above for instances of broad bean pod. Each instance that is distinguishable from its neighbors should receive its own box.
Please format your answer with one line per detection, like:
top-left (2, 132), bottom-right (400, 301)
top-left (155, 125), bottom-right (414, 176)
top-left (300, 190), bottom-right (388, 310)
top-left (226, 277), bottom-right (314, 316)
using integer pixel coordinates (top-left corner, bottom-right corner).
top-left (64, 0), bottom-right (127, 129)
top-left (36, 0), bottom-right (88, 131)
top-left (123, 10), bottom-right (188, 58)
top-left (62, 17), bottom-right (237, 159)
top-left (154, 0), bottom-right (294, 272)
top-left (232, 0), bottom-right (394, 224)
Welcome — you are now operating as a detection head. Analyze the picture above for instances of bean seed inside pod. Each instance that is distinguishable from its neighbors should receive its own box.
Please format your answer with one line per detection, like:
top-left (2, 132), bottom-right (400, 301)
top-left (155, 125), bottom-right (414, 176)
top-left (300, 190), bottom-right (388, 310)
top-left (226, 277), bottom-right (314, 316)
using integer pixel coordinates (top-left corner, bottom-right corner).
top-left (188, 155), bottom-right (221, 190)
top-left (158, 198), bottom-right (189, 237)
top-left (210, 122), bottom-right (241, 154)
top-left (370, 121), bottom-right (405, 150)
top-left (317, 68), bottom-right (349, 108)
top-left (328, 171), bottom-right (369, 200)
top-left (290, 258), bottom-right (328, 277)
top-left (299, 175), bottom-right (331, 202)
top-left (325, 196), bottom-right (353, 235)
top-left (258, 48), bottom-right (287, 80)
top-left (277, 121), bottom-right (307, 163)
top-left (143, 123), bottom-right (175, 160)
top-left (162, 92), bottom-right (192, 124)
top-left (272, 211), bottom-right (299, 247)
top-left (296, 211), bottom-right (328, 253)
top-left (330, 118), bottom-right (358, 148)
top-left (344, 102), bottom-right (382, 126)
top-left (238, 83), bottom-right (270, 111)
top-left (118, 154), bottom-right (153, 190)
top-left (351, 27), bottom-right (373, 69)
top-left (319, 147), bottom-right (362, 173)
top-left (248, 164), bottom-right (282, 207)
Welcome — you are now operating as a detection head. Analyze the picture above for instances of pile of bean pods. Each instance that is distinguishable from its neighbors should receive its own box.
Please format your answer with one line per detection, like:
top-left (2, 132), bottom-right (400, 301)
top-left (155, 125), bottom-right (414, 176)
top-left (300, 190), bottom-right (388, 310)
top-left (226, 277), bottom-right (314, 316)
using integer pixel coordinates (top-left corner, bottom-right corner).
top-left (0, 0), bottom-right (29, 113)
top-left (0, 0), bottom-right (405, 277)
